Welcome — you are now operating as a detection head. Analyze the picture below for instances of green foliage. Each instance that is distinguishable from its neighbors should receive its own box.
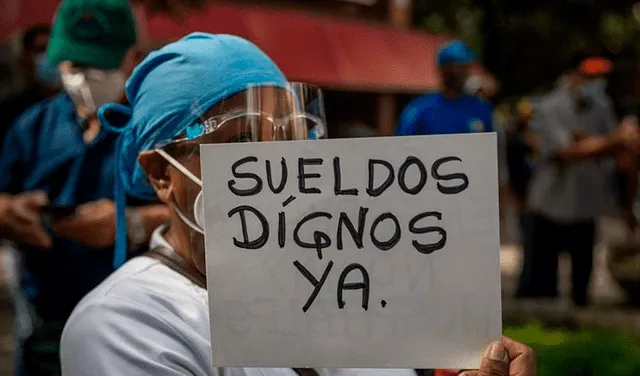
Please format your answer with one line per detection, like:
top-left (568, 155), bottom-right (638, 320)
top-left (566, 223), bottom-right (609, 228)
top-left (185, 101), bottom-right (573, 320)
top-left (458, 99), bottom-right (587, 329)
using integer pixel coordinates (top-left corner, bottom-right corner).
top-left (505, 323), bottom-right (640, 376)
top-left (412, 0), bottom-right (640, 98)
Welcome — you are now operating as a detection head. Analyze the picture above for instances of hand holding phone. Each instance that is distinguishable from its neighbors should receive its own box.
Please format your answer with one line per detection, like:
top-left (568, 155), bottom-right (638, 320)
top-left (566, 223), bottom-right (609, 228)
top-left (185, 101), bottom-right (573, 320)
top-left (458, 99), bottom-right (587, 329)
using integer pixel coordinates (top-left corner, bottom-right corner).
top-left (41, 204), bottom-right (77, 220)
top-left (2, 191), bottom-right (52, 249)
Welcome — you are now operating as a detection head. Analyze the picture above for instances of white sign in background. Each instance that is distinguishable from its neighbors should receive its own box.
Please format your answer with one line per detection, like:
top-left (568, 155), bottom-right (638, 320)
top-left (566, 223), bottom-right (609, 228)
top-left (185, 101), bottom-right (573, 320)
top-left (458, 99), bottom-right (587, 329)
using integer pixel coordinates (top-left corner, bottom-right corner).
top-left (201, 134), bottom-right (502, 369)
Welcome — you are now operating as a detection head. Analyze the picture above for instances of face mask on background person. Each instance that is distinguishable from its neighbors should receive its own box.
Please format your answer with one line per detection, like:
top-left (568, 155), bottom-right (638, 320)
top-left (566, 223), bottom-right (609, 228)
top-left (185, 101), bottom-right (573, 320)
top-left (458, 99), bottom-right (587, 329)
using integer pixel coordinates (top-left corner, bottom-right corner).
top-left (443, 71), bottom-right (468, 93)
top-left (34, 53), bottom-right (61, 88)
top-left (580, 79), bottom-right (607, 98)
top-left (61, 68), bottom-right (125, 114)
top-left (464, 75), bottom-right (482, 95)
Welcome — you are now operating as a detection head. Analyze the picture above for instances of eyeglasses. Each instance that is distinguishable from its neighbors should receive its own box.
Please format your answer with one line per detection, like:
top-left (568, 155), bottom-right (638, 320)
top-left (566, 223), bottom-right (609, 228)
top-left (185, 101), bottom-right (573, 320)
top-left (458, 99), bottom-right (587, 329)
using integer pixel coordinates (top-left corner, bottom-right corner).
top-left (154, 110), bottom-right (327, 158)
top-left (180, 110), bottom-right (326, 142)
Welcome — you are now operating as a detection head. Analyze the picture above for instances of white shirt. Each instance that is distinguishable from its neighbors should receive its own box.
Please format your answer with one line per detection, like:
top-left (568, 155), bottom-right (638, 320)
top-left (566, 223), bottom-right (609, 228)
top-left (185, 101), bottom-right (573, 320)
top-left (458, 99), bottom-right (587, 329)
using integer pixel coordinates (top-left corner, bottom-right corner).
top-left (60, 227), bottom-right (418, 376)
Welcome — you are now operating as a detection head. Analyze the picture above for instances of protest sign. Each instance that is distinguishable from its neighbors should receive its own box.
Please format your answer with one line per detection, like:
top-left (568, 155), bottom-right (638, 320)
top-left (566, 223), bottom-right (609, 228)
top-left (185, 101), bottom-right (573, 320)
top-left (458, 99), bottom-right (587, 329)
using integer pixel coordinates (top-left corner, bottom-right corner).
top-left (201, 134), bottom-right (502, 369)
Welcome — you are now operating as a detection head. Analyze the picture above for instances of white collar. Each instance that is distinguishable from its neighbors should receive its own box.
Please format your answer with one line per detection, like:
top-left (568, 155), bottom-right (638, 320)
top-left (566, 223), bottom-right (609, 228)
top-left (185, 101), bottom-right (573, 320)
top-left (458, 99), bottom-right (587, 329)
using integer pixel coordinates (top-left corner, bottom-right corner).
top-left (149, 224), bottom-right (173, 251)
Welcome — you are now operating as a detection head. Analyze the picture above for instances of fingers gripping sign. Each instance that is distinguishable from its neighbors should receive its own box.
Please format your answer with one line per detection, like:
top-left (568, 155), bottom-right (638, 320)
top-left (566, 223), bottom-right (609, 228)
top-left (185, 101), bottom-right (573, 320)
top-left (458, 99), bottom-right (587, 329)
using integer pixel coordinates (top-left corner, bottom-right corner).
top-left (459, 337), bottom-right (536, 376)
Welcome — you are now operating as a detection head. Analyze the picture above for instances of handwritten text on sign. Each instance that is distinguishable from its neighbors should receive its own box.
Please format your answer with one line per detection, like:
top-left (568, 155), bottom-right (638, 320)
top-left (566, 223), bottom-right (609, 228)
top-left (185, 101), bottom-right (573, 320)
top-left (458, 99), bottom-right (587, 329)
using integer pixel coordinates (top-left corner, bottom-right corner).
top-left (202, 134), bottom-right (502, 369)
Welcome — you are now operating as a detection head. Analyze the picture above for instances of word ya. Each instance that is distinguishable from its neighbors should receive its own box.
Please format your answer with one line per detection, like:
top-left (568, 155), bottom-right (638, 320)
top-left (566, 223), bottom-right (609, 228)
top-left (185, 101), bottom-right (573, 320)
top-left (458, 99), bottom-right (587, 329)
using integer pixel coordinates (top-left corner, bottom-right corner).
top-left (228, 155), bottom-right (469, 197)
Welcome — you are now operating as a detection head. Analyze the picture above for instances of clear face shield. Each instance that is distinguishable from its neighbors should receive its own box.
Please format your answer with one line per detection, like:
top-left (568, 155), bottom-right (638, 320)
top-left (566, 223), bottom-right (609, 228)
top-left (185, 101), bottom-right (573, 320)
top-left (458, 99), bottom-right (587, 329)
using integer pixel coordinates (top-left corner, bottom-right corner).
top-left (153, 83), bottom-right (327, 273)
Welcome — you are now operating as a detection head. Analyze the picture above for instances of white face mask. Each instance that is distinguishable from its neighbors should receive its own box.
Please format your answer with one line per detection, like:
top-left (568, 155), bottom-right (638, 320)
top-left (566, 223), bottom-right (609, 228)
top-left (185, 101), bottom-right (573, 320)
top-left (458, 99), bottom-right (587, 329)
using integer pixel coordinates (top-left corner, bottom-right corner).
top-left (61, 68), bottom-right (126, 114)
top-left (193, 190), bottom-right (204, 229)
top-left (155, 149), bottom-right (204, 234)
top-left (464, 75), bottom-right (482, 95)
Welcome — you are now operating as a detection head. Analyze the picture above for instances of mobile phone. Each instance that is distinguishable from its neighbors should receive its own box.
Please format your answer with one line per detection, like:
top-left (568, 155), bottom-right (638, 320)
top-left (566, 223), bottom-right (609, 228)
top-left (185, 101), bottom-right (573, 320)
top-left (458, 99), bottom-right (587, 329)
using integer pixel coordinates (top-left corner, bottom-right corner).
top-left (41, 204), bottom-right (77, 219)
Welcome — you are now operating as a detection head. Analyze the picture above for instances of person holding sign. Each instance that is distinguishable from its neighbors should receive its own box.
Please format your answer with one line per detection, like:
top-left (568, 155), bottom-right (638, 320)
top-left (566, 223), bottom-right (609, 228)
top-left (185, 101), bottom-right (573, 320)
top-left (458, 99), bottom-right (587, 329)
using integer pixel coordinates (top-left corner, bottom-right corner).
top-left (59, 33), bottom-right (534, 376)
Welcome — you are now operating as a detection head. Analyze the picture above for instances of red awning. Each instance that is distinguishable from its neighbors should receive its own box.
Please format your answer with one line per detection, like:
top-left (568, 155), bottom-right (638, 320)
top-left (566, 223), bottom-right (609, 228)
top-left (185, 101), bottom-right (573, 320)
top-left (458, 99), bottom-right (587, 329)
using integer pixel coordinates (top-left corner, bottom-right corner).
top-left (0, 0), bottom-right (60, 38)
top-left (3, 0), bottom-right (452, 93)
top-left (145, 2), bottom-right (449, 93)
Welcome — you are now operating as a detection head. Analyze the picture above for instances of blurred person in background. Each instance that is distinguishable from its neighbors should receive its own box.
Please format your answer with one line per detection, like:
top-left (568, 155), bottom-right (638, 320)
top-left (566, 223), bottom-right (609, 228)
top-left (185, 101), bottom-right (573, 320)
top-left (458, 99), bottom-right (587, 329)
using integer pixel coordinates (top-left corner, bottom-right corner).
top-left (395, 40), bottom-right (493, 137)
top-left (507, 98), bottom-right (539, 297)
top-left (340, 112), bottom-right (378, 138)
top-left (0, 44), bottom-right (18, 100)
top-left (0, 0), bottom-right (169, 374)
top-left (522, 54), bottom-right (639, 306)
top-left (60, 32), bottom-right (535, 376)
top-left (0, 28), bottom-right (60, 374)
top-left (343, 120), bottom-right (378, 138)
top-left (395, 40), bottom-right (509, 224)
top-left (0, 24), bottom-right (60, 146)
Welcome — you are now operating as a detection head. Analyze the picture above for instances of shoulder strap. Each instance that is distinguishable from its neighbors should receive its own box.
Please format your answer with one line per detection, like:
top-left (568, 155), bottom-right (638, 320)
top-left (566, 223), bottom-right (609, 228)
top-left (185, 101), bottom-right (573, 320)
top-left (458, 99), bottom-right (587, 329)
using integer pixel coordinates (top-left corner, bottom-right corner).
top-left (292, 369), bottom-right (319, 376)
top-left (144, 246), bottom-right (207, 289)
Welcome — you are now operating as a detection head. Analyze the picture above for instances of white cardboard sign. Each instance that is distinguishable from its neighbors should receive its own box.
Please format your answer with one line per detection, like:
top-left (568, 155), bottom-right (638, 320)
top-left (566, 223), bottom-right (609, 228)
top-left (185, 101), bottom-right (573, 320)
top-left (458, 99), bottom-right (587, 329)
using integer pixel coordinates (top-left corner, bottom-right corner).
top-left (201, 134), bottom-right (502, 369)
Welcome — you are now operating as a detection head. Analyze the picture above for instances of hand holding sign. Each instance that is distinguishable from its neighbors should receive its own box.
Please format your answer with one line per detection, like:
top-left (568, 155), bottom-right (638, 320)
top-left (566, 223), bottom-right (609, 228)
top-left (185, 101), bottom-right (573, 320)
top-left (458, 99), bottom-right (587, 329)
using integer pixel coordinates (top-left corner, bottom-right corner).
top-left (459, 338), bottom-right (536, 376)
top-left (202, 134), bottom-right (502, 369)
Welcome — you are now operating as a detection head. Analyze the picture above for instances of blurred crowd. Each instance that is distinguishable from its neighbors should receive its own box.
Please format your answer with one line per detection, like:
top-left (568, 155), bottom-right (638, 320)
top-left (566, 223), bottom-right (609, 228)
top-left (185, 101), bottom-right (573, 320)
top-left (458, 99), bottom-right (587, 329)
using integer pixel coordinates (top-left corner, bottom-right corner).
top-left (2, 0), bottom-right (639, 375)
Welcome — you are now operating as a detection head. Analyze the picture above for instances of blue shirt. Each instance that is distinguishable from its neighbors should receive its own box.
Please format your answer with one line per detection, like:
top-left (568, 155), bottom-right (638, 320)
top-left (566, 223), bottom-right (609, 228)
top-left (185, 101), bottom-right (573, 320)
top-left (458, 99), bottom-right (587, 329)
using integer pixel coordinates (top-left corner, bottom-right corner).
top-left (395, 92), bottom-right (494, 136)
top-left (0, 93), bottom-right (142, 320)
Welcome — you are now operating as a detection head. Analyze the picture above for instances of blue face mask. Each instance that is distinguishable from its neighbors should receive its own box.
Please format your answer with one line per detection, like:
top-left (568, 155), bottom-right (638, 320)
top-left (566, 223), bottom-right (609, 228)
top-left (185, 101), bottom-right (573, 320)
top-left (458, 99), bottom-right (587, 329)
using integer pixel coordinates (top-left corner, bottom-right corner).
top-left (34, 53), bottom-right (61, 88)
top-left (579, 79), bottom-right (606, 99)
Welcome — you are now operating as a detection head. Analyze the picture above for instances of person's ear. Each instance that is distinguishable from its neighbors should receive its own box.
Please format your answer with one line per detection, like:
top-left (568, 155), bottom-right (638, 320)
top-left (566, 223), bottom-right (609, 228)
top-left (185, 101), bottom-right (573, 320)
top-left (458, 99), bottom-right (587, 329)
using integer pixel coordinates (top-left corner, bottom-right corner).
top-left (138, 150), bottom-right (173, 204)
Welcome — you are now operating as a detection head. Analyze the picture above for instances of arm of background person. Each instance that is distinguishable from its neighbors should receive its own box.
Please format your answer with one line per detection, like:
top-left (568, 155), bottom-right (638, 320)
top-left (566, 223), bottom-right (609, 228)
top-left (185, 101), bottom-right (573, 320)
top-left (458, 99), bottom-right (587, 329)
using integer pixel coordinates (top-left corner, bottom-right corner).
top-left (395, 98), bottom-right (424, 136)
top-left (621, 155), bottom-right (638, 232)
top-left (0, 112), bottom-right (34, 229)
top-left (490, 107), bottom-right (510, 187)
top-left (484, 104), bottom-right (510, 220)
top-left (51, 200), bottom-right (170, 250)
top-left (0, 194), bottom-right (10, 223)
top-left (131, 204), bottom-right (171, 242)
top-left (0, 115), bottom-right (54, 247)
top-left (535, 106), bottom-right (622, 163)
top-left (608, 104), bottom-right (639, 230)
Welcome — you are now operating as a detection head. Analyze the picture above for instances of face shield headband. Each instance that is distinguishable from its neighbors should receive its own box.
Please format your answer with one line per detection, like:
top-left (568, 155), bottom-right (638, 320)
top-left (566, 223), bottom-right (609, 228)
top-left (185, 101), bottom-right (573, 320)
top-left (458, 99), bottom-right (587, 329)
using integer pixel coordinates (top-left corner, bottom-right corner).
top-left (152, 83), bottom-right (327, 266)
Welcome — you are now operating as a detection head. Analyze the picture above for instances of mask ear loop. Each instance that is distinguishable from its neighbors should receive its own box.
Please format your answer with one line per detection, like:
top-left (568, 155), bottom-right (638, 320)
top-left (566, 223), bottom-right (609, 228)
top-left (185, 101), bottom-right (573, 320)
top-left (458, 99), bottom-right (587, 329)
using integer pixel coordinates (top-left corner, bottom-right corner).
top-left (98, 103), bottom-right (134, 268)
top-left (155, 148), bottom-right (205, 234)
top-left (155, 148), bottom-right (203, 187)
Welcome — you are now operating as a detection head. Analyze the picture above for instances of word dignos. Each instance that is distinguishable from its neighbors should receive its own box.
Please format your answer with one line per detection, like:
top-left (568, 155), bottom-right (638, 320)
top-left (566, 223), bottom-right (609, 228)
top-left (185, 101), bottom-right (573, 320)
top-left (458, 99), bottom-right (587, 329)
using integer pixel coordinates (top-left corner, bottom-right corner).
top-left (202, 134), bottom-right (502, 369)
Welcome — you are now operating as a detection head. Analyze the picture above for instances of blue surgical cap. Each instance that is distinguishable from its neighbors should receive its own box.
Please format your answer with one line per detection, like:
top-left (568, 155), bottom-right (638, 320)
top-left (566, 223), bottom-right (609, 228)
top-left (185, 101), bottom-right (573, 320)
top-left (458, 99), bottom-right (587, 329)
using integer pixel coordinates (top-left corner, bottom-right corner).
top-left (100, 32), bottom-right (288, 268)
top-left (437, 40), bottom-right (476, 66)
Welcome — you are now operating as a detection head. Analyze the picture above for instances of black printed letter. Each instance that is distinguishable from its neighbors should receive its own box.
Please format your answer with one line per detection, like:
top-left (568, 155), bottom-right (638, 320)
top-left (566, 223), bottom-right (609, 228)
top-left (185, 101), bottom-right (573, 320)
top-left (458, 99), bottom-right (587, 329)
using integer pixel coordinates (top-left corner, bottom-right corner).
top-left (337, 207), bottom-right (369, 250)
top-left (293, 212), bottom-right (333, 260)
top-left (298, 158), bottom-right (323, 194)
top-left (266, 157), bottom-right (288, 194)
top-left (294, 260), bottom-right (334, 312)
top-left (366, 159), bottom-right (394, 197)
top-left (228, 156), bottom-right (262, 196)
top-left (398, 156), bottom-right (427, 195)
top-left (431, 156), bottom-right (469, 194)
top-left (227, 205), bottom-right (269, 249)
top-left (370, 212), bottom-right (401, 251)
top-left (409, 211), bottom-right (447, 254)
top-left (278, 212), bottom-right (286, 248)
top-left (337, 263), bottom-right (370, 310)
top-left (333, 157), bottom-right (358, 195)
